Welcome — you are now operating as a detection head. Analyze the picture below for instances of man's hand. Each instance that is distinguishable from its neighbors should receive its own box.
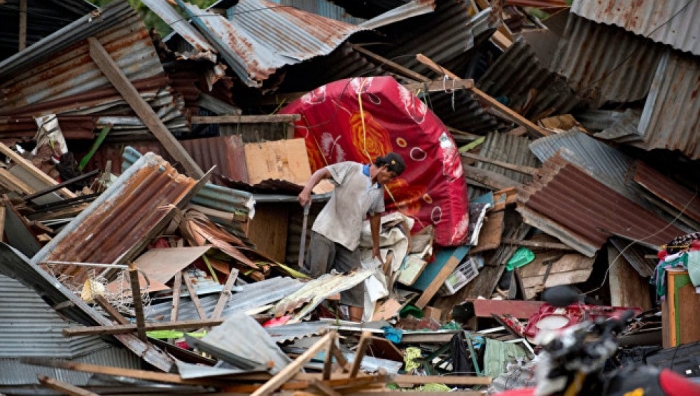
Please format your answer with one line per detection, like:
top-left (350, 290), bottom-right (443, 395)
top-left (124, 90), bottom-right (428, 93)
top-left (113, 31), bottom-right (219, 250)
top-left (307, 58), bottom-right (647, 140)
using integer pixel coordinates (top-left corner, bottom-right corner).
top-left (372, 245), bottom-right (384, 265)
top-left (298, 190), bottom-right (311, 207)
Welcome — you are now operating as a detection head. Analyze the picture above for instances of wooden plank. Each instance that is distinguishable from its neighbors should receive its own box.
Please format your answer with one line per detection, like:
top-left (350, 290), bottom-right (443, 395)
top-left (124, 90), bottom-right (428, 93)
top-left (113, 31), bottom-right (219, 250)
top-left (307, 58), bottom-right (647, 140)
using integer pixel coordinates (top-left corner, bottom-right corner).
top-left (462, 165), bottom-right (522, 191)
top-left (182, 271), bottom-right (207, 320)
top-left (310, 379), bottom-right (342, 396)
top-left (0, 143), bottom-right (77, 198)
top-left (251, 332), bottom-right (336, 396)
top-left (501, 237), bottom-right (574, 251)
top-left (19, 0), bottom-right (27, 51)
top-left (87, 37), bottom-right (204, 178)
top-left (415, 253), bottom-right (463, 309)
top-left (0, 168), bottom-right (36, 194)
top-left (62, 319), bottom-right (227, 337)
top-left (170, 271), bottom-right (183, 321)
top-left (403, 79), bottom-right (475, 92)
top-left (607, 245), bottom-right (652, 310)
top-left (245, 204), bottom-right (289, 262)
top-left (211, 268), bottom-right (239, 320)
top-left (350, 332), bottom-right (373, 378)
top-left (461, 152), bottom-right (538, 176)
top-left (191, 114), bottom-right (301, 124)
top-left (0, 206), bottom-right (5, 242)
top-left (93, 295), bottom-right (129, 325)
top-left (38, 375), bottom-right (98, 396)
top-left (470, 299), bottom-right (544, 319)
top-left (323, 337), bottom-right (336, 380)
top-left (128, 263), bottom-right (147, 341)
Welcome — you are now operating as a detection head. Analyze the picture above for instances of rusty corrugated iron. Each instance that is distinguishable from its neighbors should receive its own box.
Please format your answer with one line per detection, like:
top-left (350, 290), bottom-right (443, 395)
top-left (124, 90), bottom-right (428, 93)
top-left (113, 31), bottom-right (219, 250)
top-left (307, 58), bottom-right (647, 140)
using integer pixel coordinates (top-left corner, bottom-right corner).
top-left (634, 160), bottom-right (700, 225)
top-left (0, 115), bottom-right (95, 140)
top-left (176, 0), bottom-right (367, 87)
top-left (180, 135), bottom-right (249, 183)
top-left (571, 0), bottom-right (700, 56)
top-left (31, 153), bottom-right (198, 286)
top-left (636, 50), bottom-right (700, 159)
top-left (517, 153), bottom-right (684, 257)
top-left (550, 13), bottom-right (665, 108)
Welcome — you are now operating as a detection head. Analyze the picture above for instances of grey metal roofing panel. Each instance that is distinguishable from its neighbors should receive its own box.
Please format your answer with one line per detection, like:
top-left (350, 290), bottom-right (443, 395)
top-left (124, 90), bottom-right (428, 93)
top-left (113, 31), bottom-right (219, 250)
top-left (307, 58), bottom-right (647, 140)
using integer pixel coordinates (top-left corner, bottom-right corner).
top-left (550, 13), bottom-right (665, 108)
top-left (265, 321), bottom-right (331, 343)
top-left (636, 50), bottom-right (700, 159)
top-left (571, 0), bottom-right (700, 56)
top-left (422, 89), bottom-right (507, 135)
top-left (146, 276), bottom-right (304, 321)
top-left (177, 0), bottom-right (366, 87)
top-left (478, 38), bottom-right (584, 119)
top-left (0, 242), bottom-right (175, 372)
top-left (476, 131), bottom-right (539, 184)
top-left (359, 0), bottom-right (436, 30)
top-left (141, 0), bottom-right (217, 62)
top-left (0, 275), bottom-right (107, 359)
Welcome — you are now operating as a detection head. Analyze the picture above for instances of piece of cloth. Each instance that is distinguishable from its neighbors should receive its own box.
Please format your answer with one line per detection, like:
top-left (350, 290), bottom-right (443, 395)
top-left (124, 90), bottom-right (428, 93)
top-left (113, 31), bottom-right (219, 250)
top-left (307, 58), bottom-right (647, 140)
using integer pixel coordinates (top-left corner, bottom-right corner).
top-left (381, 325), bottom-right (403, 343)
top-left (312, 161), bottom-right (384, 251)
top-left (303, 231), bottom-right (364, 307)
top-left (404, 347), bottom-right (423, 372)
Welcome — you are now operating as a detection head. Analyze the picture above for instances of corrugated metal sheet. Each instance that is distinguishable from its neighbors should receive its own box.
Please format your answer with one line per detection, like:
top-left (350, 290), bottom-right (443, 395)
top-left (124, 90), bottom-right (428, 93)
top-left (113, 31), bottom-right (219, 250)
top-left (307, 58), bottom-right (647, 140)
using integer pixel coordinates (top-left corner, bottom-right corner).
top-left (422, 89), bottom-right (508, 135)
top-left (476, 131), bottom-right (539, 184)
top-left (141, 0), bottom-right (218, 62)
top-left (550, 13), bottom-right (665, 108)
top-left (636, 50), bottom-right (700, 159)
top-left (574, 108), bottom-right (644, 143)
top-left (0, 275), bottom-right (107, 359)
top-left (571, 0), bottom-right (700, 56)
top-left (0, 0), bottom-right (164, 110)
top-left (633, 160), bottom-right (700, 225)
top-left (516, 153), bottom-right (684, 257)
top-left (180, 135), bottom-right (249, 182)
top-left (0, 0), bottom-right (96, 62)
top-left (176, 0), bottom-right (367, 87)
top-left (360, 0), bottom-right (436, 29)
top-left (265, 321), bottom-right (331, 343)
top-left (32, 153), bottom-right (198, 285)
top-left (478, 38), bottom-right (584, 119)
top-left (0, 242), bottom-right (175, 372)
top-left (122, 146), bottom-right (255, 218)
top-left (377, 2), bottom-right (499, 75)
top-left (270, 0), bottom-right (367, 25)
top-left (146, 276), bottom-right (304, 321)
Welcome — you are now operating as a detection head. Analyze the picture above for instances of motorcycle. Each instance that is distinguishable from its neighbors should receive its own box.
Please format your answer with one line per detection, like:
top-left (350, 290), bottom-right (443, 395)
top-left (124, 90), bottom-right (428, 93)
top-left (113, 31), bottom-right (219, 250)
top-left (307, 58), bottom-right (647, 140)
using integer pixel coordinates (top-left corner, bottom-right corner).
top-left (496, 287), bottom-right (700, 396)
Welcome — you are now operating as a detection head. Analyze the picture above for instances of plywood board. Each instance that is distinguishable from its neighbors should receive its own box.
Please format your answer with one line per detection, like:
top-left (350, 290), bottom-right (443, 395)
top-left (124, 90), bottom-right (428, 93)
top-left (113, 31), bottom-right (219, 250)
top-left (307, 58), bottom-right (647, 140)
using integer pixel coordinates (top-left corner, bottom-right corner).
top-left (245, 203), bottom-right (290, 263)
top-left (244, 138), bottom-right (311, 185)
top-left (607, 245), bottom-right (652, 310)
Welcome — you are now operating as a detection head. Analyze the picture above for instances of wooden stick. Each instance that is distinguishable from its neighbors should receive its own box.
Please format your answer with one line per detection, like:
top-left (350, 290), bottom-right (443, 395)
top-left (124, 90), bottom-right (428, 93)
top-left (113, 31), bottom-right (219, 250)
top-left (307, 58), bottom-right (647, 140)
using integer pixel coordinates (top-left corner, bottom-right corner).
top-left (331, 341), bottom-right (350, 373)
top-left (349, 332), bottom-right (373, 378)
top-left (171, 271), bottom-right (183, 322)
top-left (93, 295), bottom-right (129, 325)
top-left (88, 37), bottom-right (204, 178)
top-left (310, 379), bottom-right (342, 396)
top-left (251, 331), bottom-right (336, 396)
top-left (211, 268), bottom-right (239, 320)
top-left (182, 271), bottom-right (207, 320)
top-left (128, 263), bottom-right (147, 341)
top-left (392, 374), bottom-right (491, 386)
top-left (62, 319), bottom-right (227, 337)
top-left (461, 152), bottom-right (538, 176)
top-left (0, 206), bottom-right (5, 242)
top-left (38, 375), bottom-right (99, 396)
top-left (323, 336), bottom-right (336, 380)
top-left (191, 114), bottom-right (300, 124)
top-left (501, 238), bottom-right (575, 251)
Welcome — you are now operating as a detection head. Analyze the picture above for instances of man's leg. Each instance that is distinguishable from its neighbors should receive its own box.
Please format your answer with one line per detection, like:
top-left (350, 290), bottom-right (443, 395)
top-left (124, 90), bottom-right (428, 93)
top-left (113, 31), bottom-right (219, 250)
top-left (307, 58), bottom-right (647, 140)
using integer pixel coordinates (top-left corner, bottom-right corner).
top-left (334, 245), bottom-right (365, 321)
top-left (302, 231), bottom-right (335, 278)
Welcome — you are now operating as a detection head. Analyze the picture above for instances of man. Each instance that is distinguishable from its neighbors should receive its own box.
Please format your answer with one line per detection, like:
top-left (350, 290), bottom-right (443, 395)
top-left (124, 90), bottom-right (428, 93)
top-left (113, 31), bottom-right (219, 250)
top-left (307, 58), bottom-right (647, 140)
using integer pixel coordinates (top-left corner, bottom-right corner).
top-left (297, 152), bottom-right (406, 321)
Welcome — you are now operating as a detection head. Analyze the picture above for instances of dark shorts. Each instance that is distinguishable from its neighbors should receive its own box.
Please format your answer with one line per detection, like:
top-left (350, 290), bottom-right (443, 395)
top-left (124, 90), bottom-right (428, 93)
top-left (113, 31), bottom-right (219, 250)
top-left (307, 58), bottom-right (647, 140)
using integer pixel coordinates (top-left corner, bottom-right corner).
top-left (302, 231), bottom-right (365, 307)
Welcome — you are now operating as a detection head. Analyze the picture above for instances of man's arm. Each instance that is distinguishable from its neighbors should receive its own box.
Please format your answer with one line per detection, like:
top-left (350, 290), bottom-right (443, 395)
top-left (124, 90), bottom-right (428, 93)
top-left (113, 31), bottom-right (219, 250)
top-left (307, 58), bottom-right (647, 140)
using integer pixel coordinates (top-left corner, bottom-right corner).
top-left (370, 212), bottom-right (384, 264)
top-left (298, 168), bottom-right (331, 207)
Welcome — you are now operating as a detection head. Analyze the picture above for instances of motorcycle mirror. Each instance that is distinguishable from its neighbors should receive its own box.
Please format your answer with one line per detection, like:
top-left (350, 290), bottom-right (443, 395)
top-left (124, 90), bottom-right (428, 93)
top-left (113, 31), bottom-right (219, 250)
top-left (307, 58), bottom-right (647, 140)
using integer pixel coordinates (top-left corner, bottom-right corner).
top-left (541, 285), bottom-right (583, 307)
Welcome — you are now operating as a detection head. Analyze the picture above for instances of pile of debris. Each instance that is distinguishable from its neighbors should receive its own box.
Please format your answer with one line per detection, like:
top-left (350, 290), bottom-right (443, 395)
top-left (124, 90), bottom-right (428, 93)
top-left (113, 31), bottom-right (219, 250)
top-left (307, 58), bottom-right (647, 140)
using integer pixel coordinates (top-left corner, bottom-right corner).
top-left (1, 0), bottom-right (699, 394)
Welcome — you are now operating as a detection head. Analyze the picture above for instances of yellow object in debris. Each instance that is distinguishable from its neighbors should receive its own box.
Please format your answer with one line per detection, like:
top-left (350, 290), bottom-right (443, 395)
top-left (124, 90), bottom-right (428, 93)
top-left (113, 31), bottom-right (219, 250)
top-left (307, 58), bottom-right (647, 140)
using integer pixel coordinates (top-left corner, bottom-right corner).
top-left (404, 347), bottom-right (423, 372)
top-left (80, 279), bottom-right (105, 303)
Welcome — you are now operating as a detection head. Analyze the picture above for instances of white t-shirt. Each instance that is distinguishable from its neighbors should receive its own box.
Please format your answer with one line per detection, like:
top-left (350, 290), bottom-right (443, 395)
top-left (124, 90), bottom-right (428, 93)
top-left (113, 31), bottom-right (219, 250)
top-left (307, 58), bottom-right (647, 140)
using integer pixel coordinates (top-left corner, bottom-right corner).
top-left (312, 162), bottom-right (385, 251)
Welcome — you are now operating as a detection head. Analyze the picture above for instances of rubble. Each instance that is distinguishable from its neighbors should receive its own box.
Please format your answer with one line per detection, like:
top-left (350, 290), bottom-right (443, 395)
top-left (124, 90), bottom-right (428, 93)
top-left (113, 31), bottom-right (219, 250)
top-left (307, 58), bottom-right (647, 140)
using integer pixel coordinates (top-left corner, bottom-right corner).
top-left (0, 0), bottom-right (699, 394)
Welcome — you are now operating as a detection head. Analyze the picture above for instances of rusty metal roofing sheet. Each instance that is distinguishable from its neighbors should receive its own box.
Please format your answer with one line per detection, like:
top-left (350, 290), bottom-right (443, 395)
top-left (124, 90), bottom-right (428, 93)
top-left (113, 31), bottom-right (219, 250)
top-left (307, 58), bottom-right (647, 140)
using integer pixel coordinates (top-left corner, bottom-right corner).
top-left (516, 153), bottom-right (683, 257)
top-left (634, 160), bottom-right (700, 225)
top-left (180, 135), bottom-right (249, 182)
top-left (571, 0), bottom-right (700, 56)
top-left (550, 13), bottom-right (665, 108)
top-left (32, 153), bottom-right (198, 286)
top-left (177, 0), bottom-right (367, 87)
top-left (478, 38), bottom-right (584, 119)
top-left (0, 0), bottom-right (164, 109)
top-left (476, 131), bottom-right (539, 184)
top-left (0, 242), bottom-right (175, 372)
top-left (636, 50), bottom-right (700, 159)
top-left (141, 0), bottom-right (217, 62)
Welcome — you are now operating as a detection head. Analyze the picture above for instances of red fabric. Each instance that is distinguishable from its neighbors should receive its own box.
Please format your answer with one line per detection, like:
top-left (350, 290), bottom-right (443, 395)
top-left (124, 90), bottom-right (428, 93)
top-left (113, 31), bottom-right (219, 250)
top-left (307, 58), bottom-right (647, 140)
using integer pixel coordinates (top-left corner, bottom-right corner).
top-left (659, 369), bottom-right (700, 396)
top-left (280, 77), bottom-right (469, 246)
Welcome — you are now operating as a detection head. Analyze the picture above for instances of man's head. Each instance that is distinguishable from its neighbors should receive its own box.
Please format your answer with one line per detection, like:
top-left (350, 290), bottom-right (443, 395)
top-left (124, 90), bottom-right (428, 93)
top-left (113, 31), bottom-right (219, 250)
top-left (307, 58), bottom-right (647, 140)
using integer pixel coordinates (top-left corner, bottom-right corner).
top-left (373, 152), bottom-right (405, 184)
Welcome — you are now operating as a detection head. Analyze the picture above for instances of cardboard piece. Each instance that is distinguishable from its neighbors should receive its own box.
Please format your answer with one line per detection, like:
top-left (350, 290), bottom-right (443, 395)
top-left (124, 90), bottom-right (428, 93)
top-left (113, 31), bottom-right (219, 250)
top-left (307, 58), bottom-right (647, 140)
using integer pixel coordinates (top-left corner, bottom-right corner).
top-left (244, 139), bottom-right (312, 185)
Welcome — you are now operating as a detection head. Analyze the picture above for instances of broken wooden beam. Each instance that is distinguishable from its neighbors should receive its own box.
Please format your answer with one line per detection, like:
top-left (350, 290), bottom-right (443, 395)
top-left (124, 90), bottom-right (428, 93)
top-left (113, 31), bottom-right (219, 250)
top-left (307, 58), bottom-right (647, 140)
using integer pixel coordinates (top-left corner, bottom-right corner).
top-left (182, 271), bottom-right (207, 320)
top-left (62, 319), bottom-right (227, 336)
top-left (0, 142), bottom-right (77, 199)
top-left (128, 262), bottom-right (147, 341)
top-left (170, 271), bottom-right (183, 322)
top-left (38, 375), bottom-right (99, 396)
top-left (93, 295), bottom-right (129, 325)
top-left (392, 374), bottom-right (491, 386)
top-left (190, 114), bottom-right (301, 124)
top-left (350, 331), bottom-right (373, 378)
top-left (501, 238), bottom-right (575, 251)
top-left (87, 36), bottom-right (204, 179)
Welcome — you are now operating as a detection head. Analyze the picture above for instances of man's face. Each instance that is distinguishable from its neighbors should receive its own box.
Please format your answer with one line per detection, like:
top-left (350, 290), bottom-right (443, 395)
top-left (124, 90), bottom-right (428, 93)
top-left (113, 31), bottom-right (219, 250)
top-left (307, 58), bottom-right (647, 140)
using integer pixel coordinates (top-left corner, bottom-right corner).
top-left (376, 166), bottom-right (398, 185)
